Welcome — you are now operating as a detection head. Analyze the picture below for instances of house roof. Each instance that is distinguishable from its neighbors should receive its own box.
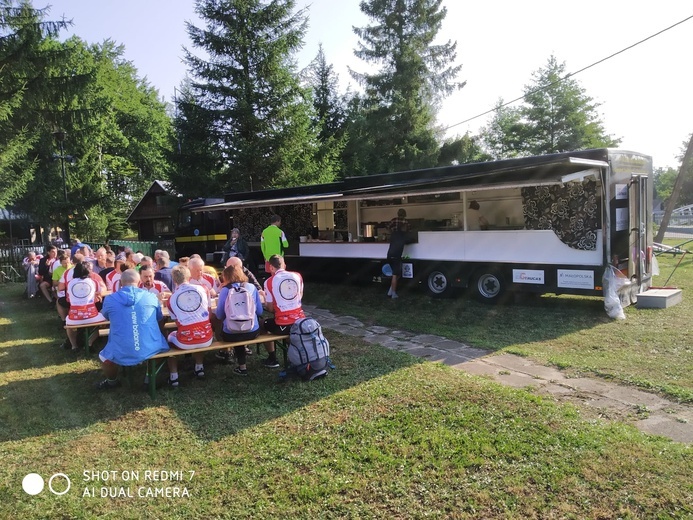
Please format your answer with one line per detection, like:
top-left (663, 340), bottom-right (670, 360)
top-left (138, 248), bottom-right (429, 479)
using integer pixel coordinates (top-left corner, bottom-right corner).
top-left (126, 180), bottom-right (176, 223)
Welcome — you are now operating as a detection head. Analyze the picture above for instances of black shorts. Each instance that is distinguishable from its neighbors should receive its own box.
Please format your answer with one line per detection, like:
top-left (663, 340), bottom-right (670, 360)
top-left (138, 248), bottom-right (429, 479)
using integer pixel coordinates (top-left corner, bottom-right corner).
top-left (263, 318), bottom-right (291, 335)
top-left (221, 329), bottom-right (260, 343)
top-left (387, 257), bottom-right (403, 277)
top-left (57, 297), bottom-right (70, 310)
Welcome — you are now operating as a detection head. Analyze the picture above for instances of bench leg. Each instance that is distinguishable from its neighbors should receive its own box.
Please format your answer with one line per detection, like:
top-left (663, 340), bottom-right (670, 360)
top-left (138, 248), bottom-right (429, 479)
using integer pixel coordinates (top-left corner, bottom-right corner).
top-left (276, 338), bottom-right (289, 368)
top-left (146, 359), bottom-right (168, 399)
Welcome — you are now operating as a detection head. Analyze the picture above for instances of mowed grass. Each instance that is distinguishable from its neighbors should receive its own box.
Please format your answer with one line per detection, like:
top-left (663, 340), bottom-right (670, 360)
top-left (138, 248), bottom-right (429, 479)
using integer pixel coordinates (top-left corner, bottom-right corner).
top-left (304, 248), bottom-right (693, 403)
top-left (0, 251), bottom-right (691, 518)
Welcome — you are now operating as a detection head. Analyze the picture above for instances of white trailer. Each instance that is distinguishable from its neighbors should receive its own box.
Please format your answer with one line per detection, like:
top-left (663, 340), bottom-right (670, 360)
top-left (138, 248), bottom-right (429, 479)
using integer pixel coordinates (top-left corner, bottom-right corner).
top-left (198, 148), bottom-right (654, 304)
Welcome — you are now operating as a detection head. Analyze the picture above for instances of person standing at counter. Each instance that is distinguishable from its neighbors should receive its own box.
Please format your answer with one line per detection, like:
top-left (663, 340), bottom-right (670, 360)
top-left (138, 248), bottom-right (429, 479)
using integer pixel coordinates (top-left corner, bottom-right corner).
top-left (386, 208), bottom-right (409, 299)
top-left (261, 214), bottom-right (289, 273)
top-left (467, 200), bottom-right (489, 230)
top-left (221, 227), bottom-right (249, 265)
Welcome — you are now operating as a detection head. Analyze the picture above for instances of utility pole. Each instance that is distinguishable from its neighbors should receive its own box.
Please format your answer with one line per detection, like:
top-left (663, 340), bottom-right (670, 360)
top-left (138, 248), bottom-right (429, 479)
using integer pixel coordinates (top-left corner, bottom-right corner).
top-left (52, 129), bottom-right (71, 244)
top-left (655, 133), bottom-right (693, 244)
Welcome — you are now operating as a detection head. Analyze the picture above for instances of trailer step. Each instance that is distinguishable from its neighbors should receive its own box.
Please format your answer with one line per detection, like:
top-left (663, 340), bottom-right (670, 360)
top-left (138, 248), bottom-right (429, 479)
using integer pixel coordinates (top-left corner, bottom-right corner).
top-left (637, 288), bottom-right (683, 309)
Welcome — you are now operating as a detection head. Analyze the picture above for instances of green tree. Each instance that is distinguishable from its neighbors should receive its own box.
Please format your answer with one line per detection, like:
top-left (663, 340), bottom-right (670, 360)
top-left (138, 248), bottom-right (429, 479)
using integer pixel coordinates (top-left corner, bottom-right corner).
top-left (350, 0), bottom-right (464, 174)
top-left (520, 55), bottom-right (619, 155)
top-left (303, 44), bottom-right (348, 178)
top-left (16, 37), bottom-right (174, 241)
top-left (0, 0), bottom-right (70, 208)
top-left (181, 0), bottom-right (337, 192)
top-left (479, 99), bottom-right (527, 159)
top-left (654, 166), bottom-right (678, 208)
top-left (437, 133), bottom-right (488, 166)
top-left (170, 81), bottom-right (224, 198)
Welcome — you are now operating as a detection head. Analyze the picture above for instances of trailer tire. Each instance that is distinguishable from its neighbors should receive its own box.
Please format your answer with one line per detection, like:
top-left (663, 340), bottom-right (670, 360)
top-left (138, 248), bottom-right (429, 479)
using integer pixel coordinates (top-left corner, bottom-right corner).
top-left (473, 270), bottom-right (506, 304)
top-left (426, 270), bottom-right (454, 298)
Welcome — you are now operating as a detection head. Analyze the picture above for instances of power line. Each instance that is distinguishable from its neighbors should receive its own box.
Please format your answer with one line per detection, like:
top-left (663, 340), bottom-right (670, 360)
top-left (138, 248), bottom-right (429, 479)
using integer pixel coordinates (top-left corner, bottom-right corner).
top-left (444, 13), bottom-right (693, 132)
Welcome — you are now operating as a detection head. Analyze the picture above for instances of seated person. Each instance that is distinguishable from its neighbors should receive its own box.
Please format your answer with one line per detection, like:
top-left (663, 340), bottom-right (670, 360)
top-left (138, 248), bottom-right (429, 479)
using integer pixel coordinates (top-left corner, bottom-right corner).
top-left (139, 264), bottom-right (171, 300)
top-left (96, 269), bottom-right (169, 390)
top-left (165, 265), bottom-right (214, 386)
top-left (214, 263), bottom-right (264, 376)
top-left (262, 254), bottom-right (305, 368)
top-left (65, 261), bottom-right (107, 350)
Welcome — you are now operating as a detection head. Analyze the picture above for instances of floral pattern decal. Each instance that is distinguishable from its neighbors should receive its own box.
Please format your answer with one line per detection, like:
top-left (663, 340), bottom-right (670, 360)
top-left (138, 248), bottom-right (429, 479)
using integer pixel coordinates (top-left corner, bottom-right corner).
top-left (521, 179), bottom-right (600, 250)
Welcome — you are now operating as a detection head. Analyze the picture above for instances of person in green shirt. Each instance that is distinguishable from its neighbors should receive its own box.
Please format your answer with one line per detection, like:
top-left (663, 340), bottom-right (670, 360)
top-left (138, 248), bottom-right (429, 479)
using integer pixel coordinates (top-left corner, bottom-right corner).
top-left (261, 214), bottom-right (289, 273)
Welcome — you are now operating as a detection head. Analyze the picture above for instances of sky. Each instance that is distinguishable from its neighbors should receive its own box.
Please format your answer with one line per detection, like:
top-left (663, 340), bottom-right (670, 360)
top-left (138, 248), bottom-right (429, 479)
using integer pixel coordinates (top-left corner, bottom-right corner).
top-left (42, 0), bottom-right (693, 170)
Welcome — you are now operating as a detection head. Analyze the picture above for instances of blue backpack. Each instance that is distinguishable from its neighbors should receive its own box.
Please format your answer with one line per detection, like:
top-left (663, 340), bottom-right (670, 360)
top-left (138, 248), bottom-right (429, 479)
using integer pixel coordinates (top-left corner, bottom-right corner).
top-left (288, 318), bottom-right (330, 381)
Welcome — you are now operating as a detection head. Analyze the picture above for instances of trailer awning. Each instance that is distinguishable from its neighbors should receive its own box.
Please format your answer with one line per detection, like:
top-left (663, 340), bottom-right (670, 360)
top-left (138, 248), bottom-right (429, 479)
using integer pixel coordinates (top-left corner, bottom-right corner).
top-left (193, 153), bottom-right (608, 212)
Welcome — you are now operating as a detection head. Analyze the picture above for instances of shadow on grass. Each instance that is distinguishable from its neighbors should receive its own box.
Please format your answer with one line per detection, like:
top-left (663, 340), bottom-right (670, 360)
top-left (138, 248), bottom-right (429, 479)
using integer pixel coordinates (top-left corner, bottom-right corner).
top-left (0, 284), bottom-right (421, 443)
top-left (304, 281), bottom-right (612, 351)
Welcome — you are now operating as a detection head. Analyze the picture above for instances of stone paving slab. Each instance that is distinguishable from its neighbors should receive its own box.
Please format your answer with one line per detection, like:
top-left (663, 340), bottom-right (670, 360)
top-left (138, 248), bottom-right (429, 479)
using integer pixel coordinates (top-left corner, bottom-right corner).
top-left (410, 334), bottom-right (449, 346)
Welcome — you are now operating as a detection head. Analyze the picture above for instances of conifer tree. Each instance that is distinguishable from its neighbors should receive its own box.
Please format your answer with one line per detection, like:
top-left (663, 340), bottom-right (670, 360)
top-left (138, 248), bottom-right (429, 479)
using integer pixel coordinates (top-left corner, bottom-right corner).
top-left (181, 0), bottom-right (336, 192)
top-left (350, 0), bottom-right (464, 174)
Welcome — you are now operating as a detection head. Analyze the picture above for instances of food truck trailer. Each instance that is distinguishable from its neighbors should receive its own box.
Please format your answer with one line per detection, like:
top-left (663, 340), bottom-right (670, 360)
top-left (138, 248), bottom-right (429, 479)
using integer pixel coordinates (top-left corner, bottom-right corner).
top-left (194, 148), bottom-right (654, 304)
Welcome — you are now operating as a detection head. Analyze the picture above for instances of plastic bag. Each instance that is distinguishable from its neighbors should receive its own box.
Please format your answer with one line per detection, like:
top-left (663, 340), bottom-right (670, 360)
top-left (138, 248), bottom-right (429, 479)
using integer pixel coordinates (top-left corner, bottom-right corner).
top-left (651, 253), bottom-right (660, 277)
top-left (602, 265), bottom-right (630, 320)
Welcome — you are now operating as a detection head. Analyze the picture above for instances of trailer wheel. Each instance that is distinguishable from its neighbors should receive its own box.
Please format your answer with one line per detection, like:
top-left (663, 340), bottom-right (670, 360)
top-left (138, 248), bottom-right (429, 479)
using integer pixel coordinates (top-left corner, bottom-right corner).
top-left (427, 270), bottom-right (453, 298)
top-left (473, 270), bottom-right (505, 303)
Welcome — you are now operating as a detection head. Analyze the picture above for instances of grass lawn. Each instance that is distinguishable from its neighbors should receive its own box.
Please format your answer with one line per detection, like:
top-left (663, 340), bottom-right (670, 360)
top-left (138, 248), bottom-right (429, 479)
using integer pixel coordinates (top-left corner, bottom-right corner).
top-left (304, 249), bottom-right (693, 404)
top-left (0, 250), bottom-right (691, 518)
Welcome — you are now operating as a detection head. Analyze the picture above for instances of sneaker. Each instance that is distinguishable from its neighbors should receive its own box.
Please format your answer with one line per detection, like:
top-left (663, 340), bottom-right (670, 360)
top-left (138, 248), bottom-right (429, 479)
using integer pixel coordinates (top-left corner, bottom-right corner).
top-left (262, 358), bottom-right (280, 368)
top-left (387, 287), bottom-right (393, 296)
top-left (245, 346), bottom-right (253, 356)
top-left (167, 376), bottom-right (180, 388)
top-left (233, 367), bottom-right (248, 376)
top-left (309, 369), bottom-right (328, 381)
top-left (215, 351), bottom-right (231, 364)
top-left (194, 368), bottom-right (206, 380)
top-left (391, 292), bottom-right (399, 299)
top-left (95, 378), bottom-right (121, 390)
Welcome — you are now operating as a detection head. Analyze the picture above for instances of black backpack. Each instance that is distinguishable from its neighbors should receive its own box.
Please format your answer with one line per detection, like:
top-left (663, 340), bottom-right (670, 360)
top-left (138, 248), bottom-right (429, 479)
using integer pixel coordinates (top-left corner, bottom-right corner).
top-left (288, 318), bottom-right (330, 381)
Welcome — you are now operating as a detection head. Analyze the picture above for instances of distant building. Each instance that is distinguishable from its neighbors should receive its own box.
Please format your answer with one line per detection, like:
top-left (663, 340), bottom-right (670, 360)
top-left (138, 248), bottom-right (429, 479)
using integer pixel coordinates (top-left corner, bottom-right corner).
top-left (126, 181), bottom-right (180, 241)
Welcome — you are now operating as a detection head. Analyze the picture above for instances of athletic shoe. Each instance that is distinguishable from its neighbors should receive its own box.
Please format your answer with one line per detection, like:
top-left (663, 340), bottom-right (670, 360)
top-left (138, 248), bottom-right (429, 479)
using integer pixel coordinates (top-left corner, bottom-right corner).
top-left (262, 358), bottom-right (280, 368)
top-left (391, 292), bottom-right (399, 299)
top-left (233, 367), bottom-right (248, 376)
top-left (309, 369), bottom-right (328, 381)
top-left (245, 346), bottom-right (253, 356)
top-left (194, 368), bottom-right (206, 380)
top-left (95, 378), bottom-right (121, 390)
top-left (387, 287), bottom-right (393, 296)
top-left (167, 377), bottom-right (180, 388)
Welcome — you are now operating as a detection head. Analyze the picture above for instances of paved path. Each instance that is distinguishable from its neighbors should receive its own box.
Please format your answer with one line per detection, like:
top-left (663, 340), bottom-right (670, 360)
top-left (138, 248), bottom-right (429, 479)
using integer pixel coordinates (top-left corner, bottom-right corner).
top-left (305, 305), bottom-right (693, 444)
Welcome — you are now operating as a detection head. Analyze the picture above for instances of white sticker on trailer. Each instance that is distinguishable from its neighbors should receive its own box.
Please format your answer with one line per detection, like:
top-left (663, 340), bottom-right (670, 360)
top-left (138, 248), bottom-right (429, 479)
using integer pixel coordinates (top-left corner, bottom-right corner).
top-left (402, 263), bottom-right (413, 279)
top-left (512, 269), bottom-right (545, 284)
top-left (557, 269), bottom-right (594, 289)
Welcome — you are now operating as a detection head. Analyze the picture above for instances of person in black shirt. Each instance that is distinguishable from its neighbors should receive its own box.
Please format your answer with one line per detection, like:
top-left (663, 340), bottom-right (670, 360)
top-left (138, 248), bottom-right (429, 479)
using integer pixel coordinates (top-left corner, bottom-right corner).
top-left (386, 208), bottom-right (409, 299)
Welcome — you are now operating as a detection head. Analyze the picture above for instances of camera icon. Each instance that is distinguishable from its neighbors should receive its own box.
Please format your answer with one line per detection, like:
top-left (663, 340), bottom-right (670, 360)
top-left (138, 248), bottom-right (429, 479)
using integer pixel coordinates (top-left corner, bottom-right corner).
top-left (22, 473), bottom-right (71, 496)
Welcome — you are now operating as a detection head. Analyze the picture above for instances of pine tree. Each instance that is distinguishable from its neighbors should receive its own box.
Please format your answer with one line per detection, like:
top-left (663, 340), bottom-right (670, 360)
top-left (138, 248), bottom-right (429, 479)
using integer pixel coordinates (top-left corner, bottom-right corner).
top-left (181, 0), bottom-right (336, 192)
top-left (303, 44), bottom-right (347, 178)
top-left (350, 0), bottom-right (464, 174)
top-left (520, 55), bottom-right (620, 155)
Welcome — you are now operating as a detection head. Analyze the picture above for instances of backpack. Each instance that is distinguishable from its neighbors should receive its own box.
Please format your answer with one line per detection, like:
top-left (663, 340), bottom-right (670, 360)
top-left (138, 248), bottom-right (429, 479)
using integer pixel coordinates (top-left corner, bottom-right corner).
top-left (288, 317), bottom-right (330, 381)
top-left (224, 283), bottom-right (256, 332)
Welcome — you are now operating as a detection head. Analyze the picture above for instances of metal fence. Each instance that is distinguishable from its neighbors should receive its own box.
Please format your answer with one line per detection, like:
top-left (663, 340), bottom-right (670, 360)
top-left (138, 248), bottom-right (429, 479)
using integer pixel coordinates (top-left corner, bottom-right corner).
top-left (654, 214), bottom-right (693, 240)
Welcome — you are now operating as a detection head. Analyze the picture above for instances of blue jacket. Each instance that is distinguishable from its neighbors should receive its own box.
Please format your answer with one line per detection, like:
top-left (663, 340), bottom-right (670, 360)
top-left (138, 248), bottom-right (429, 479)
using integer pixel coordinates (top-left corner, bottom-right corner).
top-left (100, 286), bottom-right (169, 366)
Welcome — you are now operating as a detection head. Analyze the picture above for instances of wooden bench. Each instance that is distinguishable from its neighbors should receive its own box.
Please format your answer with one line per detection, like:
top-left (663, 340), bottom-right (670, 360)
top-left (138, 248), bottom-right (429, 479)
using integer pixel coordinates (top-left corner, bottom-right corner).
top-left (143, 333), bottom-right (289, 398)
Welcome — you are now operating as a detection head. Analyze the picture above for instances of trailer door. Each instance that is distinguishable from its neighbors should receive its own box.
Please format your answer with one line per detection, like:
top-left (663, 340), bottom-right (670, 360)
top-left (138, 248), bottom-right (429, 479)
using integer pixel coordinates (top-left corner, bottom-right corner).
top-left (629, 174), bottom-right (651, 291)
